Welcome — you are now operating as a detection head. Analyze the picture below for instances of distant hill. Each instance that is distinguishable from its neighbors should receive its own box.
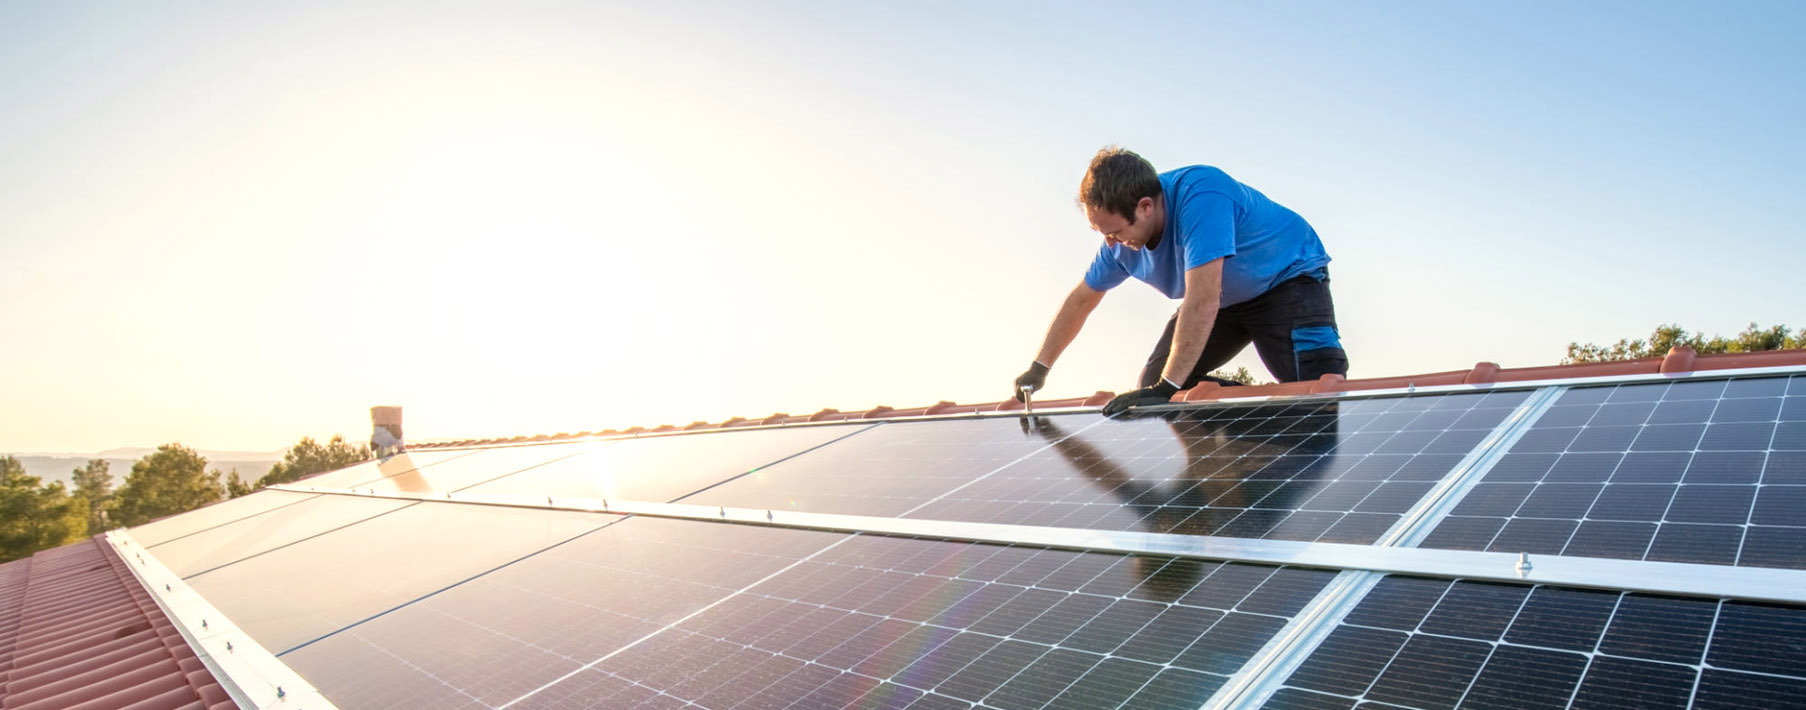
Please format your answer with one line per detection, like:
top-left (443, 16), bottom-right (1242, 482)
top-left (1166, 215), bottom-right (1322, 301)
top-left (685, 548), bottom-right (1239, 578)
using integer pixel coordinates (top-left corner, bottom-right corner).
top-left (9, 451), bottom-right (281, 489)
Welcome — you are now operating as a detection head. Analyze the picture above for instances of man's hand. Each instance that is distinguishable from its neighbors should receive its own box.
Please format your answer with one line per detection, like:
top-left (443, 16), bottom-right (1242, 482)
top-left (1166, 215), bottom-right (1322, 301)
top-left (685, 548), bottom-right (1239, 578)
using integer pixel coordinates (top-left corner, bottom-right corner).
top-left (1014, 362), bottom-right (1050, 402)
top-left (1102, 379), bottom-right (1180, 416)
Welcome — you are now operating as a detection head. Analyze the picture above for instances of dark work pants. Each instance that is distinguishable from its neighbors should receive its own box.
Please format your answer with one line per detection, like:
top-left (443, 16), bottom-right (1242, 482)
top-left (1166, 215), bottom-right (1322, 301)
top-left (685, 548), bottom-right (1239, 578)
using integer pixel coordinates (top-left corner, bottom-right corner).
top-left (1139, 273), bottom-right (1349, 387)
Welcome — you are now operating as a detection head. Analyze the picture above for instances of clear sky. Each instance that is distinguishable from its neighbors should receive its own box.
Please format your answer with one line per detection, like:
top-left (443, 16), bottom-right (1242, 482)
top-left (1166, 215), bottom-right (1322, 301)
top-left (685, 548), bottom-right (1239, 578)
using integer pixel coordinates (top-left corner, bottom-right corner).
top-left (3, 1), bottom-right (1801, 454)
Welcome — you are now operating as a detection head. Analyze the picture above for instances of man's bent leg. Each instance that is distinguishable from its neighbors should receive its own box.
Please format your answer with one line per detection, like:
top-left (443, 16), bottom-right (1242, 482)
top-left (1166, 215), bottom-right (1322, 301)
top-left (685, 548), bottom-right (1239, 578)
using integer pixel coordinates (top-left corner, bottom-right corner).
top-left (1245, 275), bottom-right (1349, 383)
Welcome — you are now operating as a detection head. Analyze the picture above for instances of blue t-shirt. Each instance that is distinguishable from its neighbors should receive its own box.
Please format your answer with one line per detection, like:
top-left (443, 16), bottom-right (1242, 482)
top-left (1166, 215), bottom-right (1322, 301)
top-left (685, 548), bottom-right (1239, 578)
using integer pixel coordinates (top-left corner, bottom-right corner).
top-left (1083, 166), bottom-right (1330, 307)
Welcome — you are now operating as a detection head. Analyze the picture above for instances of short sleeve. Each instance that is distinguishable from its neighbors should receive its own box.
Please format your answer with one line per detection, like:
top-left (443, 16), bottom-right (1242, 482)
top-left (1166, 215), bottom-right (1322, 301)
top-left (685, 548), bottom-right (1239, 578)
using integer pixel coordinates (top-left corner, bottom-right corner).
top-left (1178, 191), bottom-right (1236, 269)
top-left (1082, 245), bottom-right (1130, 292)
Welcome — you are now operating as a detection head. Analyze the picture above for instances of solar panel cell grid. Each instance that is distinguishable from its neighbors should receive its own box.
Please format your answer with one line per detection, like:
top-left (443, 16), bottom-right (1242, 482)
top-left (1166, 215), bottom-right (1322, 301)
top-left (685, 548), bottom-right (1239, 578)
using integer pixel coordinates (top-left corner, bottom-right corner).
top-left (1263, 574), bottom-right (1806, 710)
top-left (685, 392), bottom-right (1528, 546)
top-left (280, 516), bottom-right (839, 708)
top-left (1419, 377), bottom-right (1806, 569)
top-left (526, 534), bottom-right (1338, 709)
top-left (686, 390), bottom-right (1524, 545)
top-left (186, 502), bottom-right (615, 655)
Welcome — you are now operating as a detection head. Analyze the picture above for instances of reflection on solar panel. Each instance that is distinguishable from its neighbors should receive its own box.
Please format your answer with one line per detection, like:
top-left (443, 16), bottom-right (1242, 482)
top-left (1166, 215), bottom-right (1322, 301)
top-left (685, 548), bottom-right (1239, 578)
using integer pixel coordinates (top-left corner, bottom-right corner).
top-left (283, 515), bottom-right (1335, 709)
top-left (129, 487), bottom-right (324, 546)
top-left (910, 393), bottom-right (1525, 544)
top-left (689, 391), bottom-right (1528, 545)
top-left (324, 441), bottom-right (596, 495)
top-left (1263, 574), bottom-right (1806, 710)
top-left (1421, 376), bottom-right (1806, 569)
top-left (149, 491), bottom-right (411, 576)
top-left (297, 447), bottom-right (483, 489)
top-left (462, 423), bottom-right (875, 502)
top-left (186, 502), bottom-right (616, 653)
top-left (122, 371), bottom-right (1806, 709)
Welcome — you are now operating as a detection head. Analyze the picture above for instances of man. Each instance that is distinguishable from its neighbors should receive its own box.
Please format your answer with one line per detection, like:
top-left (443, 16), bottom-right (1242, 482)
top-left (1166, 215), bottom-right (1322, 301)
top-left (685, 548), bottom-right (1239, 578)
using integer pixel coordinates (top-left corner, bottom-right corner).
top-left (1014, 147), bottom-right (1347, 415)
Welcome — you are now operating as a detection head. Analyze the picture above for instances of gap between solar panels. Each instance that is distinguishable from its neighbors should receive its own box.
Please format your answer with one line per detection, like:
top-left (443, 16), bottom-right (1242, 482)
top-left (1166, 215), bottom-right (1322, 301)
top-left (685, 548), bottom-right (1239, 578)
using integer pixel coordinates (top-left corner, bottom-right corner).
top-left (265, 483), bottom-right (1805, 605)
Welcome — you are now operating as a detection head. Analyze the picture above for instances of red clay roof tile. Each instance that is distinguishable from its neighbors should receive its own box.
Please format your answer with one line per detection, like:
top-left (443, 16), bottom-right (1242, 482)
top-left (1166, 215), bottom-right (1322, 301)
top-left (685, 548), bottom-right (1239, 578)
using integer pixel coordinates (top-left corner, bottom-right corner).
top-left (401, 347), bottom-right (1806, 448)
top-left (0, 538), bottom-right (234, 710)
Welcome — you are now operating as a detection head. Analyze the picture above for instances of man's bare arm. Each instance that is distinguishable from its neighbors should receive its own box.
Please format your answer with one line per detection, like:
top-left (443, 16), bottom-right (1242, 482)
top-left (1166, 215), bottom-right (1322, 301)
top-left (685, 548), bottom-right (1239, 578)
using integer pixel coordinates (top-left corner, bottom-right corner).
top-left (1034, 281), bottom-right (1107, 367)
top-left (1158, 258), bottom-right (1225, 385)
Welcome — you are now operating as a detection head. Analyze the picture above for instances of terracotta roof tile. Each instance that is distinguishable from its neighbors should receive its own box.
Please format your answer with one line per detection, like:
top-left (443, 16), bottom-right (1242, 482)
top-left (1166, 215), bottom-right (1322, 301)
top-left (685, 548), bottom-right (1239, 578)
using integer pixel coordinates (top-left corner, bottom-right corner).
top-left (0, 538), bottom-right (234, 710)
top-left (400, 347), bottom-right (1806, 448)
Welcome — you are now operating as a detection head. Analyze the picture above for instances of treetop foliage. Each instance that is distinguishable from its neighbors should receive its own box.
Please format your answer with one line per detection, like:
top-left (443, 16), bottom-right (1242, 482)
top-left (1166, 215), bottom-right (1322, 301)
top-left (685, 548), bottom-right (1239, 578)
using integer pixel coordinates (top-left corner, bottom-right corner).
top-left (256, 434), bottom-right (372, 489)
top-left (1564, 322), bottom-right (1804, 365)
top-left (71, 458), bottom-right (113, 534)
top-left (2, 432), bottom-right (374, 562)
top-left (1, 455), bottom-right (86, 563)
top-left (109, 443), bottom-right (225, 529)
top-left (1210, 366), bottom-right (1260, 386)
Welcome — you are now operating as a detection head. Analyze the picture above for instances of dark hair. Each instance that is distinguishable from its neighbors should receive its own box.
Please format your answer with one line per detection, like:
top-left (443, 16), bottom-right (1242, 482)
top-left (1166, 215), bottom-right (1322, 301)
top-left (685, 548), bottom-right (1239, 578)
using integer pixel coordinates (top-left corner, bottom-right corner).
top-left (1078, 146), bottom-right (1161, 223)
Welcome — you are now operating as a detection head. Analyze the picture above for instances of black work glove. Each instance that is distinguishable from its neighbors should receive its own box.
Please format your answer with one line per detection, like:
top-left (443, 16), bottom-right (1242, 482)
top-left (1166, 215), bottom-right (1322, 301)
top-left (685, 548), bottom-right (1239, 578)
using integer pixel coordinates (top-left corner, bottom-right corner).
top-left (1013, 361), bottom-right (1049, 402)
top-left (1102, 378), bottom-right (1181, 416)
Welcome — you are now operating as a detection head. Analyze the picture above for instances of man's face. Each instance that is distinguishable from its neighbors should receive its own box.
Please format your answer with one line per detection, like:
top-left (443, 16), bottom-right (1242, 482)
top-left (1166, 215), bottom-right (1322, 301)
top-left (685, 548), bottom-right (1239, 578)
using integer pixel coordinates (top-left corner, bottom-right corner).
top-left (1086, 197), bottom-right (1159, 250)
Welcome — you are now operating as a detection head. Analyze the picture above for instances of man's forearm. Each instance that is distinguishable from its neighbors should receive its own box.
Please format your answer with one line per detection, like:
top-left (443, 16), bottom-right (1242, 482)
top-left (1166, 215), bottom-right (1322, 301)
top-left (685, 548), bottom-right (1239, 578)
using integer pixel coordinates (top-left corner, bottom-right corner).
top-left (1161, 294), bottom-right (1219, 384)
top-left (1034, 284), bottom-right (1104, 366)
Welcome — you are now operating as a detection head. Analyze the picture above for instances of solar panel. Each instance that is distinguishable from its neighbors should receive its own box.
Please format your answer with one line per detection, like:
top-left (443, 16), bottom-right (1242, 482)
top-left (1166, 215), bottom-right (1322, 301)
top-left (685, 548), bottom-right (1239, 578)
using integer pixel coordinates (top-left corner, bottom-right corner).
top-left (185, 500), bottom-right (617, 654)
top-left (148, 492), bottom-right (411, 576)
top-left (460, 423), bottom-right (875, 502)
top-left (129, 488), bottom-right (323, 546)
top-left (311, 441), bottom-right (595, 495)
top-left (113, 369), bottom-right (1806, 710)
top-left (1419, 376), bottom-right (1806, 569)
top-left (279, 516), bottom-right (842, 708)
top-left (275, 514), bottom-right (1340, 709)
top-left (682, 415), bottom-right (1099, 516)
top-left (1260, 573), bottom-right (1806, 710)
top-left (294, 447), bottom-right (483, 489)
top-left (687, 391), bottom-right (1529, 545)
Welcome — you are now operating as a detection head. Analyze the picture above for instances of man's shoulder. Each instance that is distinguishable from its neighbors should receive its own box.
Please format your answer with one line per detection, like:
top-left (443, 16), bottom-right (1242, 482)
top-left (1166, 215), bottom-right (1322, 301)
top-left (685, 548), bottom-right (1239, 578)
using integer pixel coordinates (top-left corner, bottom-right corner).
top-left (1161, 165), bottom-right (1240, 196)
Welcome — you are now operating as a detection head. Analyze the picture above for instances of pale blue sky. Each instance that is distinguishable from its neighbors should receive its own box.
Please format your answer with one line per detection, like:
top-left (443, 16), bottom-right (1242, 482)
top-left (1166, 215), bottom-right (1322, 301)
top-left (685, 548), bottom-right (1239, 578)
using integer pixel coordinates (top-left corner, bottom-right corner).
top-left (2, 1), bottom-right (1801, 453)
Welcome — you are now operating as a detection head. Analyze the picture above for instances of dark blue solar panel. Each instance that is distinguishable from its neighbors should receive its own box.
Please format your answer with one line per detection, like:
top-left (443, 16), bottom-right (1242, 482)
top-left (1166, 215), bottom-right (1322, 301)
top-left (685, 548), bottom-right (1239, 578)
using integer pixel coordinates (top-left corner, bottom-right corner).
top-left (281, 515), bottom-right (1341, 709)
top-left (1262, 573), bottom-right (1806, 710)
top-left (689, 391), bottom-right (1529, 545)
top-left (1420, 376), bottom-right (1806, 569)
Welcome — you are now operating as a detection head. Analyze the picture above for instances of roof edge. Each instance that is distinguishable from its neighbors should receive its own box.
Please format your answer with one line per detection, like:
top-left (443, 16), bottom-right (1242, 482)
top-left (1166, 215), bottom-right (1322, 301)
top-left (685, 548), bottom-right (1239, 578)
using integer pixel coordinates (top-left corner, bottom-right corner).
top-left (403, 347), bottom-right (1806, 449)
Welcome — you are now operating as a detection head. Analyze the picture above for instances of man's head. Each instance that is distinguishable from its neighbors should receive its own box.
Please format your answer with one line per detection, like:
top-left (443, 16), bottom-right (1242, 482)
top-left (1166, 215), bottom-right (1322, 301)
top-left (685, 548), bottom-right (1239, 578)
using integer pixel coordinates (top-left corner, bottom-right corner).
top-left (1078, 146), bottom-right (1164, 250)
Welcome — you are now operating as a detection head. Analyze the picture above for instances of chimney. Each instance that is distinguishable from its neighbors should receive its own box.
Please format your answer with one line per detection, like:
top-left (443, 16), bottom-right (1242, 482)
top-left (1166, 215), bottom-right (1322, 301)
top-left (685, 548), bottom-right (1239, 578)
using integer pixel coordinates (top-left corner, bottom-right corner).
top-left (371, 406), bottom-right (404, 456)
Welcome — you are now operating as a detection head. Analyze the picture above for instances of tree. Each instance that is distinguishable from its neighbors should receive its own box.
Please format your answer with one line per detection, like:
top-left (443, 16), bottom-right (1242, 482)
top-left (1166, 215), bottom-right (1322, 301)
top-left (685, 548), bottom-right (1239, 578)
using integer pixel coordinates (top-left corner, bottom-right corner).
top-left (0, 456), bottom-right (88, 563)
top-left (70, 458), bottom-right (113, 533)
top-left (225, 469), bottom-right (254, 498)
top-left (0, 455), bottom-right (22, 486)
top-left (1209, 367), bottom-right (1260, 386)
top-left (1565, 323), bottom-right (1806, 365)
top-left (109, 444), bottom-right (224, 528)
top-left (257, 435), bottom-right (372, 488)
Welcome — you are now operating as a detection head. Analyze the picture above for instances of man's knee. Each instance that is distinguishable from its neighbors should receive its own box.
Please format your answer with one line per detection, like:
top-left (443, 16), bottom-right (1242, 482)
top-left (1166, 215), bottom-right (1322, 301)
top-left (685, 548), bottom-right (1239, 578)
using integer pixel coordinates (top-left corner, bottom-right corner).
top-left (1296, 347), bottom-right (1348, 380)
top-left (1291, 325), bottom-right (1348, 382)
